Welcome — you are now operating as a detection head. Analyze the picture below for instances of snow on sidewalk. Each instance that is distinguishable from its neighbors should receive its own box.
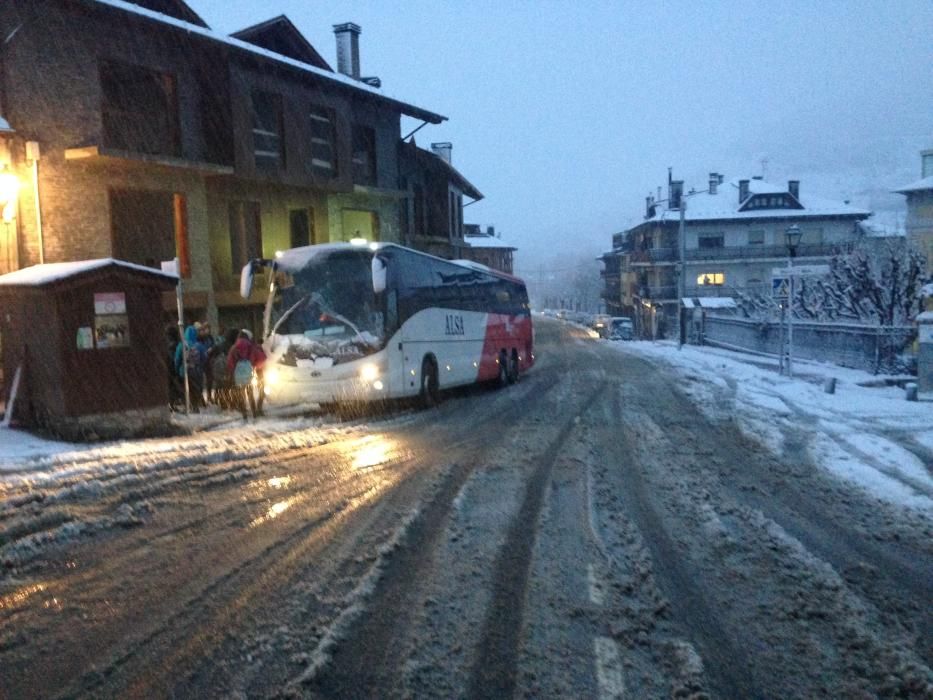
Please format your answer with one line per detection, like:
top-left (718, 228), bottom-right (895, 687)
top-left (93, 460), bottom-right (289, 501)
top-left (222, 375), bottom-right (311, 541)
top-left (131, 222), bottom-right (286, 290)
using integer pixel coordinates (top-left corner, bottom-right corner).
top-left (0, 407), bottom-right (350, 492)
top-left (609, 339), bottom-right (933, 512)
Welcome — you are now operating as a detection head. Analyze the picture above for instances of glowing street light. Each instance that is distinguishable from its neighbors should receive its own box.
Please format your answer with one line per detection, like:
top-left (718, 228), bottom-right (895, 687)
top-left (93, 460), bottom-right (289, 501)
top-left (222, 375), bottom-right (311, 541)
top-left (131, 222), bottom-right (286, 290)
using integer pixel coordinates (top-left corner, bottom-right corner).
top-left (0, 168), bottom-right (20, 222)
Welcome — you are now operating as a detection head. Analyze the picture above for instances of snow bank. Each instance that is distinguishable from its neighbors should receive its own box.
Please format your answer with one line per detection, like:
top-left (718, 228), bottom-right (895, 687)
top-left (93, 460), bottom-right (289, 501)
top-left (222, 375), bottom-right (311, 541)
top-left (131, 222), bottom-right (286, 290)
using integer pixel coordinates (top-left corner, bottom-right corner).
top-left (610, 340), bottom-right (933, 511)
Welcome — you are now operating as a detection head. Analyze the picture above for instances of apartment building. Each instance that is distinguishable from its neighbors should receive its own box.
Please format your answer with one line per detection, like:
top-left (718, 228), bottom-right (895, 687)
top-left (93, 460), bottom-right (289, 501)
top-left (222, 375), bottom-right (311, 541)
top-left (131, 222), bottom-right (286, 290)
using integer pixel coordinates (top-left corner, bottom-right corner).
top-left (0, 0), bottom-right (449, 331)
top-left (603, 172), bottom-right (870, 337)
top-left (894, 148), bottom-right (933, 277)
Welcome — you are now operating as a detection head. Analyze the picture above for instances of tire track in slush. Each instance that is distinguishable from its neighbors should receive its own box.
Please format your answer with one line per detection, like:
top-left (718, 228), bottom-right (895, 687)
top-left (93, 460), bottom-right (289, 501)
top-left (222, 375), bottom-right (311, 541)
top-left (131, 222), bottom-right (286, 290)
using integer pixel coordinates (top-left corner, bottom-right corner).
top-left (608, 385), bottom-right (760, 699)
top-left (466, 383), bottom-right (607, 699)
top-left (303, 373), bottom-right (573, 698)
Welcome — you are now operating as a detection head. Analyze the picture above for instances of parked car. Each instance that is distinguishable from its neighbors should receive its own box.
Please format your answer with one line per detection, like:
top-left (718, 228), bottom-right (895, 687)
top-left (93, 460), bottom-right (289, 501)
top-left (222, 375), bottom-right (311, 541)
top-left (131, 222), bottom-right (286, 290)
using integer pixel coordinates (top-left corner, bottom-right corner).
top-left (609, 317), bottom-right (634, 340)
top-left (592, 314), bottom-right (612, 337)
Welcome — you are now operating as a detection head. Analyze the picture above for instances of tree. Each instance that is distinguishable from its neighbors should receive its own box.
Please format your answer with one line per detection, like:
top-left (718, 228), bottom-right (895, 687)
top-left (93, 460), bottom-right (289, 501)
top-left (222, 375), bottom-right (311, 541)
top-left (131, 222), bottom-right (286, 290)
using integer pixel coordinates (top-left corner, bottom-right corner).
top-left (795, 239), bottom-right (927, 325)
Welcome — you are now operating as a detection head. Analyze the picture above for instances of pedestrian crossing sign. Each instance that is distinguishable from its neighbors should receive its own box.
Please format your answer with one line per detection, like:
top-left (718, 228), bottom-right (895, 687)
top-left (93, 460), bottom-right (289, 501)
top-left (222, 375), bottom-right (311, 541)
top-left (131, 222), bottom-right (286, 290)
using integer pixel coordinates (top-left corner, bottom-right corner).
top-left (772, 277), bottom-right (789, 298)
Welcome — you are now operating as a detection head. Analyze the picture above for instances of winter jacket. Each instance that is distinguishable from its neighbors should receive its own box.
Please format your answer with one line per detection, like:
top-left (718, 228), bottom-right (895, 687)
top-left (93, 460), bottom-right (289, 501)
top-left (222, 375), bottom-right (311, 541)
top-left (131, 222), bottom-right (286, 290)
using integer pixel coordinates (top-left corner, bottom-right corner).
top-left (226, 337), bottom-right (266, 376)
top-left (174, 325), bottom-right (208, 378)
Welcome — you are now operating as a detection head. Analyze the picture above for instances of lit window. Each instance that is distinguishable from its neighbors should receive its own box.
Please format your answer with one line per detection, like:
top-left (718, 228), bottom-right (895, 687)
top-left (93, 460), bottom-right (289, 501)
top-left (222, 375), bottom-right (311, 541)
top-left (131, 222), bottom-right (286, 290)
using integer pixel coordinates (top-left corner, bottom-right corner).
top-left (697, 272), bottom-right (725, 285)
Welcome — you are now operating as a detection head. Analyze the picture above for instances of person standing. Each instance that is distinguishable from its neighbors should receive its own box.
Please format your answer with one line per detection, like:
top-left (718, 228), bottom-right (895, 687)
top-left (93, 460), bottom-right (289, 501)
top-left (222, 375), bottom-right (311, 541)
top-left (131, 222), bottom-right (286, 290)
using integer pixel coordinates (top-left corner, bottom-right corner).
top-left (227, 329), bottom-right (266, 419)
top-left (175, 325), bottom-right (207, 412)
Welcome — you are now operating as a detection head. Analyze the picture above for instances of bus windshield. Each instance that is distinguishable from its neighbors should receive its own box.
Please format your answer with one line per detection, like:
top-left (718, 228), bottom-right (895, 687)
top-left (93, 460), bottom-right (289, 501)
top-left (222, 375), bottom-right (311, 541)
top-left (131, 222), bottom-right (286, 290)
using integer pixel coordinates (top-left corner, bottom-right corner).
top-left (270, 250), bottom-right (385, 365)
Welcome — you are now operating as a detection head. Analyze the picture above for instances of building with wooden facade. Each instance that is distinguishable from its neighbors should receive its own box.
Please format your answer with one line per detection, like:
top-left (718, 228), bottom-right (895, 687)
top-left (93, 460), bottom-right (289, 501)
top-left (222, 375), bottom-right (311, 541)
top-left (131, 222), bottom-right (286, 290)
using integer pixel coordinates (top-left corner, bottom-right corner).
top-left (0, 0), bottom-right (459, 336)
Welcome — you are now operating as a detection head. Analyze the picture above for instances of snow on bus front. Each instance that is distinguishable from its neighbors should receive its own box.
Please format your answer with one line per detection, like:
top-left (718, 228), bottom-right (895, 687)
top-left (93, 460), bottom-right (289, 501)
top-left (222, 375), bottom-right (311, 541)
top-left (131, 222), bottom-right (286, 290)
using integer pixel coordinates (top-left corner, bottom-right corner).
top-left (262, 248), bottom-right (388, 405)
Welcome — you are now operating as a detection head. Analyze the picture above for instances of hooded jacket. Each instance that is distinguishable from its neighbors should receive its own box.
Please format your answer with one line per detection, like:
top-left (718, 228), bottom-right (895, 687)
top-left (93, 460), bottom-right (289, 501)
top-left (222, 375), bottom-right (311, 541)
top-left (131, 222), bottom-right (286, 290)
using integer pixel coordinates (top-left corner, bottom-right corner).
top-left (174, 325), bottom-right (207, 377)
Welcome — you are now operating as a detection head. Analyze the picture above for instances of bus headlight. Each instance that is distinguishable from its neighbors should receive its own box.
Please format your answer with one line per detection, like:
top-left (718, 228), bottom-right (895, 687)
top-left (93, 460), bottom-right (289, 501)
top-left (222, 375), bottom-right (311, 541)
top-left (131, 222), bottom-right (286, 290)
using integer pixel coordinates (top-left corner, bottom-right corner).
top-left (360, 363), bottom-right (379, 382)
top-left (373, 379), bottom-right (384, 391)
top-left (264, 367), bottom-right (280, 386)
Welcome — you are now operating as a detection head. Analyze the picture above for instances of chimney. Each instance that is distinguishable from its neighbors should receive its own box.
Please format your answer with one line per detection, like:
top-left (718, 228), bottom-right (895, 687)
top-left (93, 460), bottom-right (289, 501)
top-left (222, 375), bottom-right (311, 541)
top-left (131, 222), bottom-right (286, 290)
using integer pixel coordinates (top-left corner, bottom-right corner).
top-left (670, 180), bottom-right (683, 210)
top-left (333, 23), bottom-right (361, 80)
top-left (788, 180), bottom-right (800, 199)
top-left (487, 225), bottom-right (495, 237)
top-left (646, 195), bottom-right (654, 218)
top-left (718, 173), bottom-right (724, 184)
top-left (431, 142), bottom-right (452, 164)
top-left (739, 179), bottom-right (749, 204)
top-left (708, 172), bottom-right (718, 195)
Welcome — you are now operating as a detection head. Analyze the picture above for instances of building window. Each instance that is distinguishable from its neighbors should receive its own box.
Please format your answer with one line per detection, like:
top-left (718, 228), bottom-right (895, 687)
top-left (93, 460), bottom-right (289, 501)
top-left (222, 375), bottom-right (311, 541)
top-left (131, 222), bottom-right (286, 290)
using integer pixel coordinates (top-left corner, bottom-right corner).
top-left (289, 208), bottom-right (314, 248)
top-left (309, 106), bottom-right (337, 178)
top-left (109, 188), bottom-right (178, 271)
top-left (351, 125), bottom-right (376, 186)
top-left (748, 230), bottom-right (765, 245)
top-left (100, 61), bottom-right (180, 157)
top-left (449, 190), bottom-right (457, 239)
top-left (413, 184), bottom-right (425, 236)
top-left (698, 234), bottom-right (724, 249)
top-left (229, 201), bottom-right (262, 274)
top-left (341, 209), bottom-right (379, 242)
top-left (697, 272), bottom-right (725, 285)
top-left (252, 92), bottom-right (284, 171)
top-left (801, 227), bottom-right (823, 245)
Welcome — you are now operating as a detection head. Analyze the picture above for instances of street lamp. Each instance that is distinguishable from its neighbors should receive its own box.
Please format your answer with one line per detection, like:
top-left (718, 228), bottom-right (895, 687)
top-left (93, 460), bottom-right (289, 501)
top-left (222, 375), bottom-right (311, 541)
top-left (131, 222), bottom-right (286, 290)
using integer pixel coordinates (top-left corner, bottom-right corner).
top-left (784, 224), bottom-right (802, 376)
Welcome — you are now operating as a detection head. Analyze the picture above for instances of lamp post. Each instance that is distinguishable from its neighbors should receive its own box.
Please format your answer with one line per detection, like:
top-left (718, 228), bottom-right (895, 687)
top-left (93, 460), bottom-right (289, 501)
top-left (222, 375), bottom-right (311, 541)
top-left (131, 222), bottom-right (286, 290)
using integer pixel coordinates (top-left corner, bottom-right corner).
top-left (784, 224), bottom-right (802, 377)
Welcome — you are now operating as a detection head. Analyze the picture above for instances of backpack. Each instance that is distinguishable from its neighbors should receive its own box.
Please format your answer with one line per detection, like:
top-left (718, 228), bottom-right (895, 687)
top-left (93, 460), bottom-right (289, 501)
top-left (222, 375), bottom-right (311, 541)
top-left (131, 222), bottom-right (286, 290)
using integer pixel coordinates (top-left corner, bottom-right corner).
top-left (186, 346), bottom-right (203, 378)
top-left (233, 359), bottom-right (253, 387)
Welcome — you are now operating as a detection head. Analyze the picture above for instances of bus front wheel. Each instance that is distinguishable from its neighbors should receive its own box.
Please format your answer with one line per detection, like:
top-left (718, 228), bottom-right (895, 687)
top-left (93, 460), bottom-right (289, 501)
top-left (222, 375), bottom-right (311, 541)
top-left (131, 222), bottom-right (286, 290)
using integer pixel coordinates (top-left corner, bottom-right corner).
top-left (420, 358), bottom-right (440, 408)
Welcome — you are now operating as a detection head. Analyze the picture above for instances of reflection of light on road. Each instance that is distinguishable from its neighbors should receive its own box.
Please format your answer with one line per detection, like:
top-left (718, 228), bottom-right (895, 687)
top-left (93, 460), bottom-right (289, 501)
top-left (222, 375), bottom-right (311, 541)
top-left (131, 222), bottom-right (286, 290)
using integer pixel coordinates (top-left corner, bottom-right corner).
top-left (0, 583), bottom-right (48, 610)
top-left (249, 495), bottom-right (302, 528)
top-left (349, 435), bottom-right (396, 471)
top-left (267, 476), bottom-right (291, 489)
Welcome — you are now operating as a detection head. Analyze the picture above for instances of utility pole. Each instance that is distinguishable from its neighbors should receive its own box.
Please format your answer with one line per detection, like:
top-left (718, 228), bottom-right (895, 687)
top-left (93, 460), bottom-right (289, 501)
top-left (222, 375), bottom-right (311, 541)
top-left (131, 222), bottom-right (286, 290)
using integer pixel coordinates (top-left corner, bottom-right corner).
top-left (677, 199), bottom-right (686, 349)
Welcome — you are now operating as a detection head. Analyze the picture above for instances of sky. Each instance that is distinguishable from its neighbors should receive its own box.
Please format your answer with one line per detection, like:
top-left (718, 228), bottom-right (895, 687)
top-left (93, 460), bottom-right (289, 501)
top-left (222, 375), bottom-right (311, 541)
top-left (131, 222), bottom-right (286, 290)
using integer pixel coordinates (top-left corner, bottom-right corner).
top-left (192, 0), bottom-right (933, 272)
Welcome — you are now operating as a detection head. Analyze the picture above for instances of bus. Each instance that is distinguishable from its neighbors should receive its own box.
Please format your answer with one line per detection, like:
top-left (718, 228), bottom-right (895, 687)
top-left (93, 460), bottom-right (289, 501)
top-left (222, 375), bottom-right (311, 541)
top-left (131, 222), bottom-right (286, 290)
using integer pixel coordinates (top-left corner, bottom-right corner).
top-left (240, 241), bottom-right (534, 407)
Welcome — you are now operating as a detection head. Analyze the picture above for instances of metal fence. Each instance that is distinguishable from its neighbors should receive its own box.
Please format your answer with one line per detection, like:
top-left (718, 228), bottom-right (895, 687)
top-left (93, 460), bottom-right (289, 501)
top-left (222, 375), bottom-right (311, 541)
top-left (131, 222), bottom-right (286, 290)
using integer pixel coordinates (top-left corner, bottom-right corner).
top-left (701, 315), bottom-right (917, 374)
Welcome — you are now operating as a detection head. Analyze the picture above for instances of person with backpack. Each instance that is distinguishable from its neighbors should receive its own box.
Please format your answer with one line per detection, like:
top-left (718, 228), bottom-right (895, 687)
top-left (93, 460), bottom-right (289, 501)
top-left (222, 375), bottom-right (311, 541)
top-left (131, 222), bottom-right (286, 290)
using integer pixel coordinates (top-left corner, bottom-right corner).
top-left (174, 324), bottom-right (207, 412)
top-left (226, 329), bottom-right (266, 419)
top-left (210, 328), bottom-right (239, 410)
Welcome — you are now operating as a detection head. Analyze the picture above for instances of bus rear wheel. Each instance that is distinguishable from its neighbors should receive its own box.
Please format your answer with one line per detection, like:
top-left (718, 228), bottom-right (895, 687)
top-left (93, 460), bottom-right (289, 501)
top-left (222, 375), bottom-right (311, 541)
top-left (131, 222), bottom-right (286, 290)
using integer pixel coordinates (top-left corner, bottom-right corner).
top-left (497, 352), bottom-right (510, 388)
top-left (420, 358), bottom-right (440, 408)
top-left (507, 349), bottom-right (520, 383)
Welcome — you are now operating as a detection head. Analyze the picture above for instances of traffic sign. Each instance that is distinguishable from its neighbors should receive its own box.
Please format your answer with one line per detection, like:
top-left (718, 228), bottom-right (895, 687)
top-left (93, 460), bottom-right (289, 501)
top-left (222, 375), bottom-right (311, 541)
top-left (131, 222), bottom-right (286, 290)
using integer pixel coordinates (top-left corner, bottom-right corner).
top-left (772, 277), bottom-right (789, 298)
top-left (771, 264), bottom-right (830, 278)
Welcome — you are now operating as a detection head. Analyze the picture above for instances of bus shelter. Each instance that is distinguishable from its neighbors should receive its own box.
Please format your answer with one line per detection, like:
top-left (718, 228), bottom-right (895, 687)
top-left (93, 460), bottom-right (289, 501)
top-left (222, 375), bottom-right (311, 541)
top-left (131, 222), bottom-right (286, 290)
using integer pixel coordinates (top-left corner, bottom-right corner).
top-left (0, 259), bottom-right (177, 440)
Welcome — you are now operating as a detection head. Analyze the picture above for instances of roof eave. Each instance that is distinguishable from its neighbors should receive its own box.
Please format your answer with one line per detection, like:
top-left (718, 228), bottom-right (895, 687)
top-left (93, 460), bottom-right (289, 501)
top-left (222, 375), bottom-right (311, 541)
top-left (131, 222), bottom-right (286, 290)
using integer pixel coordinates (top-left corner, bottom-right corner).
top-left (88, 0), bottom-right (446, 124)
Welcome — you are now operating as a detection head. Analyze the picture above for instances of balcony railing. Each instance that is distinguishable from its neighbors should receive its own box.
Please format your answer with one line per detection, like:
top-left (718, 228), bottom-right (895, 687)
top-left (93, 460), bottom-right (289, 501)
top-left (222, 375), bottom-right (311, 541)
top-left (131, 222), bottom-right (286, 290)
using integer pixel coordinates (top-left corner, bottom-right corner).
top-left (630, 247), bottom-right (677, 263)
top-left (628, 242), bottom-right (852, 265)
top-left (687, 242), bottom-right (851, 261)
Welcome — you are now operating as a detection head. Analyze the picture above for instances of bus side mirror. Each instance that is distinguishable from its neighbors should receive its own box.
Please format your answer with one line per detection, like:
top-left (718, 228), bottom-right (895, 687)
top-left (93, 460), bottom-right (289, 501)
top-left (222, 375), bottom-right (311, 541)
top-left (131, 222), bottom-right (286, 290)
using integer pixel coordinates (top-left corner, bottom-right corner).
top-left (372, 255), bottom-right (387, 294)
top-left (240, 261), bottom-right (255, 299)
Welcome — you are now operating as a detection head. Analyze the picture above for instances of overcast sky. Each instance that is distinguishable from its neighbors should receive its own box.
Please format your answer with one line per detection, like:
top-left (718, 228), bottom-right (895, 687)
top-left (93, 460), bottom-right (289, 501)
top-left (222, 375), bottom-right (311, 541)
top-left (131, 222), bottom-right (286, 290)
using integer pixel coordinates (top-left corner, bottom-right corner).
top-left (196, 0), bottom-right (933, 272)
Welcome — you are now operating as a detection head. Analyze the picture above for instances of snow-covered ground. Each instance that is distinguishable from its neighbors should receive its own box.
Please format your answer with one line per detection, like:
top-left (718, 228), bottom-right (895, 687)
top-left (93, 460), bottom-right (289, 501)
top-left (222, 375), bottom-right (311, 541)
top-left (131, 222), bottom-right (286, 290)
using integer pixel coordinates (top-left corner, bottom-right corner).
top-left (609, 339), bottom-right (933, 512)
top-left (3, 338), bottom-right (931, 514)
top-left (0, 405), bottom-right (350, 488)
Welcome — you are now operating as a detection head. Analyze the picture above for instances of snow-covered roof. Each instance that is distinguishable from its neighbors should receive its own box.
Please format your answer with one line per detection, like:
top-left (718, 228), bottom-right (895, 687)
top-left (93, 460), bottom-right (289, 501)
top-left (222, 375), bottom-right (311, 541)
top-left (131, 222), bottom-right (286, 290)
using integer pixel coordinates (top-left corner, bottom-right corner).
top-left (465, 234), bottom-right (515, 250)
top-left (644, 177), bottom-right (870, 226)
top-left (917, 311), bottom-right (933, 322)
top-left (892, 176), bottom-right (933, 194)
top-left (0, 258), bottom-right (177, 287)
top-left (683, 297), bottom-right (737, 309)
top-left (859, 219), bottom-right (905, 238)
top-left (921, 283), bottom-right (933, 297)
top-left (0, 116), bottom-right (12, 133)
top-left (90, 0), bottom-right (446, 124)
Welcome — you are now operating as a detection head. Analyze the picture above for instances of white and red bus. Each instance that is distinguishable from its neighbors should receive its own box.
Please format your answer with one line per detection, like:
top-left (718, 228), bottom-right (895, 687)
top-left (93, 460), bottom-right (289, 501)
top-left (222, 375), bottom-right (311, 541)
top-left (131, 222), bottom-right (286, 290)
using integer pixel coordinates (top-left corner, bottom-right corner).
top-left (241, 241), bottom-right (534, 407)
